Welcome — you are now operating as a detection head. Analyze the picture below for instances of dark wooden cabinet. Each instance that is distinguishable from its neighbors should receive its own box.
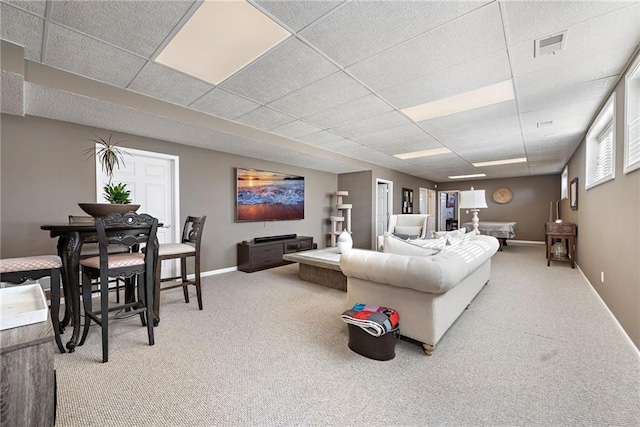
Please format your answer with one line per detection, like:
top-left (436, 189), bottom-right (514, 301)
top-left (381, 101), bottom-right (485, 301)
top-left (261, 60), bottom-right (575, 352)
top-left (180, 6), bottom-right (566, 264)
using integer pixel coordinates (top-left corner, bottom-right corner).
top-left (546, 222), bottom-right (577, 268)
top-left (238, 236), bottom-right (313, 273)
top-left (1, 317), bottom-right (56, 426)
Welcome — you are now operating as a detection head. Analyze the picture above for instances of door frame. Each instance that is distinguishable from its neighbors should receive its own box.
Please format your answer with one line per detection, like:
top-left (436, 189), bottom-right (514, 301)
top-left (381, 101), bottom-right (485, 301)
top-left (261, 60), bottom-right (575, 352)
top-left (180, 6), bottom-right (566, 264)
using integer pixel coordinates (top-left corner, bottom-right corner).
top-left (437, 190), bottom-right (461, 231)
top-left (94, 145), bottom-right (181, 245)
top-left (374, 178), bottom-right (393, 249)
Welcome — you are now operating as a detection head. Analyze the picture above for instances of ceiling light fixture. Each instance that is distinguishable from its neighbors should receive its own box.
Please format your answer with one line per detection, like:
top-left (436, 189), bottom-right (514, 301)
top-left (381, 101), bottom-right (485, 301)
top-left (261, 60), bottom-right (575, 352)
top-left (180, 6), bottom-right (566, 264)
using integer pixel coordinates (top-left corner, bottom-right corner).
top-left (155, 0), bottom-right (290, 85)
top-left (393, 147), bottom-right (451, 160)
top-left (472, 157), bottom-right (527, 167)
top-left (448, 173), bottom-right (487, 180)
top-left (401, 79), bottom-right (515, 122)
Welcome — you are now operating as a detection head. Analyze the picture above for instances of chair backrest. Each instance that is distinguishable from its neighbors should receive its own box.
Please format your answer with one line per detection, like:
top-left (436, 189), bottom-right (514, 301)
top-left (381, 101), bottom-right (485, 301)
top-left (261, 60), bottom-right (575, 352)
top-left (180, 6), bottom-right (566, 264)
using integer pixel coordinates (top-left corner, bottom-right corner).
top-left (181, 216), bottom-right (206, 249)
top-left (96, 212), bottom-right (159, 273)
top-left (388, 214), bottom-right (430, 239)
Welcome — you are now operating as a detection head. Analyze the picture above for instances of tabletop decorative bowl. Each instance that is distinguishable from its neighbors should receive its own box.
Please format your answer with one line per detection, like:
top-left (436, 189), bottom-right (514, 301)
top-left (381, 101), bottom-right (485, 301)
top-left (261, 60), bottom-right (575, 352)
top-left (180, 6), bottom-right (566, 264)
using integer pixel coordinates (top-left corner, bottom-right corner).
top-left (78, 203), bottom-right (140, 218)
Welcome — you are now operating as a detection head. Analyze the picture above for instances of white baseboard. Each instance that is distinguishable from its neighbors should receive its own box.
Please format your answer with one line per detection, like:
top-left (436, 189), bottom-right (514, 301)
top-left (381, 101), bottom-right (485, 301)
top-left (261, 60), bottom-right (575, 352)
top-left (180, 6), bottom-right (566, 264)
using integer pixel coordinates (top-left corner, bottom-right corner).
top-left (576, 264), bottom-right (640, 359)
top-left (184, 266), bottom-right (237, 280)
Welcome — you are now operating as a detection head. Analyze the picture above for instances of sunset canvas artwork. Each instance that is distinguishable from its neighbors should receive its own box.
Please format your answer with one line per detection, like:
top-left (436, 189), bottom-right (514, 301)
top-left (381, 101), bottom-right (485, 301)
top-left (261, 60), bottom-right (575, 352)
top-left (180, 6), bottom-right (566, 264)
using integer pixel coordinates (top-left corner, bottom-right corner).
top-left (236, 168), bottom-right (304, 222)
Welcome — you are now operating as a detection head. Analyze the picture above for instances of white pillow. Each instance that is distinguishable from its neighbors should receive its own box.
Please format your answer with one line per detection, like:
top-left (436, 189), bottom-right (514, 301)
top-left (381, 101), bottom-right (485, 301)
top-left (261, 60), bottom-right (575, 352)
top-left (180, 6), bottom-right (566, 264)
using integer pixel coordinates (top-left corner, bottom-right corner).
top-left (432, 229), bottom-right (466, 239)
top-left (383, 233), bottom-right (439, 256)
top-left (408, 236), bottom-right (448, 251)
top-left (394, 225), bottom-right (422, 236)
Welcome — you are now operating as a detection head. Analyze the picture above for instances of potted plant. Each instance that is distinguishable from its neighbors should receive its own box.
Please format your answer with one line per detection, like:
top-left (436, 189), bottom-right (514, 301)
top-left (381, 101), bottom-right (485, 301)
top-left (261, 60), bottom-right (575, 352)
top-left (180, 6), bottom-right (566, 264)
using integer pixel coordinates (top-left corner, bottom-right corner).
top-left (78, 133), bottom-right (140, 217)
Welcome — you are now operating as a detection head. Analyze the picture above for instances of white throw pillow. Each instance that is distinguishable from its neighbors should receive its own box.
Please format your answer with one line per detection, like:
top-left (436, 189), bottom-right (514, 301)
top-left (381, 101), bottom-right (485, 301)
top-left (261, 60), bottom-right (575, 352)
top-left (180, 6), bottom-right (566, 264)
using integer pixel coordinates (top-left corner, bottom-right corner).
top-left (383, 233), bottom-right (439, 256)
top-left (432, 229), bottom-right (466, 239)
top-left (408, 236), bottom-right (448, 251)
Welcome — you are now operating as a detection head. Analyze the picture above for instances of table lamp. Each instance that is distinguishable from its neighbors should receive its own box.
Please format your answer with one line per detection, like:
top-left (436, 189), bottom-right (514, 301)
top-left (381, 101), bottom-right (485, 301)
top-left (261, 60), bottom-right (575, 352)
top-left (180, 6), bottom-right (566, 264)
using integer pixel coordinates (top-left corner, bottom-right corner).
top-left (459, 187), bottom-right (488, 235)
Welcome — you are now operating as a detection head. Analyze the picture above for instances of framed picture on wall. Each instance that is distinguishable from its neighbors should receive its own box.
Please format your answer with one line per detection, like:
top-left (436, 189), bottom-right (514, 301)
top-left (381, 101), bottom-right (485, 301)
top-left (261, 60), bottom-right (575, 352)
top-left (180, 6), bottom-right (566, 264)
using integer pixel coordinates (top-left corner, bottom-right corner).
top-left (570, 177), bottom-right (578, 210)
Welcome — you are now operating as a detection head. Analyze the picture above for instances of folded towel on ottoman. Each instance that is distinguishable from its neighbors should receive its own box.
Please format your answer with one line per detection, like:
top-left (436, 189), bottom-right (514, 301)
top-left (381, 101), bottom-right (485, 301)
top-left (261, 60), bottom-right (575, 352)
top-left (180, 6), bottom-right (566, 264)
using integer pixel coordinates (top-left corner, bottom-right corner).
top-left (341, 303), bottom-right (399, 337)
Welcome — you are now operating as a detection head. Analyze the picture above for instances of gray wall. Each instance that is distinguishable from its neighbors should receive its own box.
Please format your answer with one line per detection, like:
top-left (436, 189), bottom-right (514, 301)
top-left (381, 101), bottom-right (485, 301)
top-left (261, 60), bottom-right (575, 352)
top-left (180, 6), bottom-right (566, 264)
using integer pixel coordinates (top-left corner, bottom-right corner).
top-left (337, 171), bottom-right (372, 249)
top-left (0, 114), bottom-right (337, 271)
top-left (437, 175), bottom-right (560, 241)
top-left (561, 57), bottom-right (639, 349)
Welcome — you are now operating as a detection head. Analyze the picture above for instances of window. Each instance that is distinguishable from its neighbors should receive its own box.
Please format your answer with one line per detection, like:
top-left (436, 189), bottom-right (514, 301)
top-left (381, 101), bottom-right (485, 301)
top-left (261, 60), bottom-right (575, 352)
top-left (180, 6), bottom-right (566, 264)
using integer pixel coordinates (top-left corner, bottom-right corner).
top-left (586, 94), bottom-right (615, 190)
top-left (624, 53), bottom-right (640, 174)
top-left (560, 165), bottom-right (568, 199)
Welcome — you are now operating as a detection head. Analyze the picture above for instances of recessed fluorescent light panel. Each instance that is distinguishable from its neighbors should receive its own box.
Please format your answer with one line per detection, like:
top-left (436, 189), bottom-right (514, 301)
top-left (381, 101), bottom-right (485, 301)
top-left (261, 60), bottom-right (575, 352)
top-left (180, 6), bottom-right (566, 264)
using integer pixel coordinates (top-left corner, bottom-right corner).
top-left (155, 0), bottom-right (290, 85)
top-left (402, 80), bottom-right (515, 122)
top-left (393, 147), bottom-right (451, 160)
top-left (473, 157), bottom-right (527, 167)
top-left (448, 173), bottom-right (487, 180)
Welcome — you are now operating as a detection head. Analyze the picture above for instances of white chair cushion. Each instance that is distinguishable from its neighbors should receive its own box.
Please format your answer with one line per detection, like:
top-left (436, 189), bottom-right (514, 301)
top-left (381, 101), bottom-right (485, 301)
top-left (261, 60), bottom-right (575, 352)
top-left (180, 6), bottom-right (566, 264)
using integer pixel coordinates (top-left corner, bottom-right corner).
top-left (0, 255), bottom-right (62, 273)
top-left (80, 253), bottom-right (145, 269)
top-left (158, 243), bottom-right (195, 257)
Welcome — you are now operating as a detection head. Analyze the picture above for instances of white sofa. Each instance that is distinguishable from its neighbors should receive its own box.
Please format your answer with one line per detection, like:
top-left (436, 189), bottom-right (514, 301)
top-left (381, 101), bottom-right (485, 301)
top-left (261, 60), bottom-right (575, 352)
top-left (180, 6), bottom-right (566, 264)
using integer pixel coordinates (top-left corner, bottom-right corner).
top-left (340, 233), bottom-right (499, 355)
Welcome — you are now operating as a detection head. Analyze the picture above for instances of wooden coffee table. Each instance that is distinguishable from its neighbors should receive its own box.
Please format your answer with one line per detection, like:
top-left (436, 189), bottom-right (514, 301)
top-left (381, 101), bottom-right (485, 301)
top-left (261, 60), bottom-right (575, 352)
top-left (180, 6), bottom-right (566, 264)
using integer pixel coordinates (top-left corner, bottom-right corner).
top-left (283, 247), bottom-right (346, 291)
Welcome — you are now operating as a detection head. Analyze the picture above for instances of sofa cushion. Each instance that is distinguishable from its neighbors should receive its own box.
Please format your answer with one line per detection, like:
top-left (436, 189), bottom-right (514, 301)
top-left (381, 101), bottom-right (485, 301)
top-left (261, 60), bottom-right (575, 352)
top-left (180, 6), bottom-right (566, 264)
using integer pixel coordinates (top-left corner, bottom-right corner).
top-left (408, 236), bottom-right (448, 251)
top-left (394, 225), bottom-right (422, 236)
top-left (432, 229), bottom-right (466, 239)
top-left (383, 233), bottom-right (439, 257)
top-left (392, 233), bottom-right (419, 240)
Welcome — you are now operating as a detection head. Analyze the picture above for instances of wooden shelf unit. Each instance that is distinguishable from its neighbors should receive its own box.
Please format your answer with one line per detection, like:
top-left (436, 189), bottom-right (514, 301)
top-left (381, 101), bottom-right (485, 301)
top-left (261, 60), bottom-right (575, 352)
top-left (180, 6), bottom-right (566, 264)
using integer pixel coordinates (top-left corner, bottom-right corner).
top-left (238, 236), bottom-right (313, 273)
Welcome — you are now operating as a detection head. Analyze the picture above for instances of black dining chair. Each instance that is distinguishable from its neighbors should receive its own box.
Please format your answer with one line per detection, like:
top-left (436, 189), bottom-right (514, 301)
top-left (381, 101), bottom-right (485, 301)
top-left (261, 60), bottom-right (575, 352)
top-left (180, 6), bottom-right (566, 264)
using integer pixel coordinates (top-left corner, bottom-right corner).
top-left (150, 216), bottom-right (206, 324)
top-left (0, 255), bottom-right (66, 353)
top-left (69, 215), bottom-right (128, 303)
top-left (78, 212), bottom-right (158, 363)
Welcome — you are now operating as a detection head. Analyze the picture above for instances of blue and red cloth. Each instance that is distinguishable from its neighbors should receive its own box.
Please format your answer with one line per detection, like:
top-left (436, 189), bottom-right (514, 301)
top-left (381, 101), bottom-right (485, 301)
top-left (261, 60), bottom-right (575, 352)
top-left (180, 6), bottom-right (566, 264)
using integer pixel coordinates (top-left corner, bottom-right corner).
top-left (341, 303), bottom-right (399, 337)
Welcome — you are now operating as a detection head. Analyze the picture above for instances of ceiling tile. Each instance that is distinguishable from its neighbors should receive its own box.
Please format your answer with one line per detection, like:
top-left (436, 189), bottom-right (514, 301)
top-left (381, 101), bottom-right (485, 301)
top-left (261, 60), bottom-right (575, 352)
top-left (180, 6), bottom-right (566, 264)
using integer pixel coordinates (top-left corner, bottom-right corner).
top-left (253, 0), bottom-right (345, 32)
top-left (234, 106), bottom-right (295, 131)
top-left (303, 94), bottom-right (393, 129)
top-left (502, 1), bottom-right (637, 45)
top-left (269, 71), bottom-right (371, 117)
top-left (318, 139), bottom-right (363, 153)
top-left (418, 100), bottom-right (520, 135)
top-left (219, 37), bottom-right (338, 104)
top-left (346, 2), bottom-right (506, 91)
top-left (129, 62), bottom-right (214, 106)
top-left (300, 1), bottom-right (489, 67)
top-left (518, 76), bottom-right (617, 114)
top-left (353, 124), bottom-right (440, 152)
top-left (0, 3), bottom-right (43, 61)
top-left (49, 0), bottom-right (195, 57)
top-left (3, 0), bottom-right (46, 16)
top-left (190, 88), bottom-right (261, 120)
top-left (508, 4), bottom-right (640, 78)
top-left (270, 120), bottom-right (323, 139)
top-left (1, 70), bottom-right (24, 115)
top-left (298, 130), bottom-right (344, 145)
top-left (45, 24), bottom-right (147, 88)
top-left (330, 111), bottom-right (411, 139)
top-left (379, 50), bottom-right (512, 110)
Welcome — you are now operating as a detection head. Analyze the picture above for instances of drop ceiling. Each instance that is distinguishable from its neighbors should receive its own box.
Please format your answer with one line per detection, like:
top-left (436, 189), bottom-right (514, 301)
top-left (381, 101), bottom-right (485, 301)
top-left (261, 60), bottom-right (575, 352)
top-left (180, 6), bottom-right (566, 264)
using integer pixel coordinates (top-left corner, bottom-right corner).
top-left (1, 0), bottom-right (638, 181)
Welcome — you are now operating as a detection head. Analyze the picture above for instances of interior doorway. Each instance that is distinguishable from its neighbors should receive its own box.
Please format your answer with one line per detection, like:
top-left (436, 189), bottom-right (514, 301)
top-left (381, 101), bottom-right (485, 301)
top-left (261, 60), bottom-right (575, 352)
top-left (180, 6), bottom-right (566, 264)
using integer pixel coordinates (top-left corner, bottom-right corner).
top-left (419, 188), bottom-right (437, 215)
top-left (437, 190), bottom-right (460, 231)
top-left (375, 179), bottom-right (393, 248)
top-left (95, 146), bottom-right (180, 277)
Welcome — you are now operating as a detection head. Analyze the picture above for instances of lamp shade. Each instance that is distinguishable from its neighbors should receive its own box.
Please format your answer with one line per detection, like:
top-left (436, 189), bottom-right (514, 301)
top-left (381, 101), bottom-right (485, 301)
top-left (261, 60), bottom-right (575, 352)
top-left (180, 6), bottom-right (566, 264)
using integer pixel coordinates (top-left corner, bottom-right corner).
top-left (459, 189), bottom-right (488, 209)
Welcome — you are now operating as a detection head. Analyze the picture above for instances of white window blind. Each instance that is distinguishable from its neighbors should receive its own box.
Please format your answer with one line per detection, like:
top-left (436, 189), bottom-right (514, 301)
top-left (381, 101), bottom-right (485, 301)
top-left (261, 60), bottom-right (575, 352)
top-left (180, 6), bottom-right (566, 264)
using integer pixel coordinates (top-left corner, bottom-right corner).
top-left (624, 54), bottom-right (640, 173)
top-left (586, 94), bottom-right (615, 190)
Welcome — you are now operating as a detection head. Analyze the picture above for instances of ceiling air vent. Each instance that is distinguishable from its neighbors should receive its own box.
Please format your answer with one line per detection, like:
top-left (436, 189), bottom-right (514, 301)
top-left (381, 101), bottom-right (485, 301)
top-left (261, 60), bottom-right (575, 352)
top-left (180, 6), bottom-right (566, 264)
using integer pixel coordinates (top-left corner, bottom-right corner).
top-left (534, 31), bottom-right (567, 57)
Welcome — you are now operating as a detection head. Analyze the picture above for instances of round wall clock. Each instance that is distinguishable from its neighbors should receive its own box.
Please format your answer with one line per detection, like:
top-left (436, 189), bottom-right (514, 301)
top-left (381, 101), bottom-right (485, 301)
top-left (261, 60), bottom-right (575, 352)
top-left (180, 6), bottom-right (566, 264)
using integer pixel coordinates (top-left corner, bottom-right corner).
top-left (493, 187), bottom-right (513, 204)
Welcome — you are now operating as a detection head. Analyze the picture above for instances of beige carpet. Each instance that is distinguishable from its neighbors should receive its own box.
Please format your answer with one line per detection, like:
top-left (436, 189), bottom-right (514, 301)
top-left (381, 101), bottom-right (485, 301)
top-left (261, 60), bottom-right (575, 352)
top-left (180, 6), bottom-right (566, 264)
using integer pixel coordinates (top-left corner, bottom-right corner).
top-left (53, 243), bottom-right (640, 426)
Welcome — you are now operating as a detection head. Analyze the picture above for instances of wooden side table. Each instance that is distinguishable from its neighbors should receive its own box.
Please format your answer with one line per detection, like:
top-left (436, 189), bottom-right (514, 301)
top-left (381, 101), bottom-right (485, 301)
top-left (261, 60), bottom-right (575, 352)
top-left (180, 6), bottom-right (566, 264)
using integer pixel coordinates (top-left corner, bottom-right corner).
top-left (546, 222), bottom-right (577, 268)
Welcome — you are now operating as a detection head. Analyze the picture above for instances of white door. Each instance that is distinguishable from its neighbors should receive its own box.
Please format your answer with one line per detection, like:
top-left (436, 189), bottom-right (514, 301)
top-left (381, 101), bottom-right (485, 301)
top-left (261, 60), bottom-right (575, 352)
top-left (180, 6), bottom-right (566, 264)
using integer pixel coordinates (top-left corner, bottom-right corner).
top-left (419, 188), bottom-right (428, 214)
top-left (96, 146), bottom-right (180, 278)
top-left (375, 179), bottom-right (393, 248)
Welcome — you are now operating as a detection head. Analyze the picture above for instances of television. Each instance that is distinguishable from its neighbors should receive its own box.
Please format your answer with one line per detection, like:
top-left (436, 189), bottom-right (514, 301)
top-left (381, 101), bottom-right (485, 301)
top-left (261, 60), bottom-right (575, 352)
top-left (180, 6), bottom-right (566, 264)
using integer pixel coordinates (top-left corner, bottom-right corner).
top-left (236, 167), bottom-right (304, 222)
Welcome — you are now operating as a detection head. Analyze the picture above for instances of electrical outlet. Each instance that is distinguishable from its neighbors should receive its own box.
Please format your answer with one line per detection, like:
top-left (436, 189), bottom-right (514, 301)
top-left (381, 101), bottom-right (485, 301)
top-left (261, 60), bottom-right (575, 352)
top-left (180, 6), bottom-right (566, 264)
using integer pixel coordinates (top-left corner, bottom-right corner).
top-left (601, 271), bottom-right (605, 283)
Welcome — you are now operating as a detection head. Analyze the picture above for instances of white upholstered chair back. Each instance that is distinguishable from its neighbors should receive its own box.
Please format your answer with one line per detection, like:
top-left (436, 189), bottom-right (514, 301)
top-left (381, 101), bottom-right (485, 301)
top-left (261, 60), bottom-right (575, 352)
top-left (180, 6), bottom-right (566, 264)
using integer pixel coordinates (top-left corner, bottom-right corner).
top-left (377, 214), bottom-right (434, 250)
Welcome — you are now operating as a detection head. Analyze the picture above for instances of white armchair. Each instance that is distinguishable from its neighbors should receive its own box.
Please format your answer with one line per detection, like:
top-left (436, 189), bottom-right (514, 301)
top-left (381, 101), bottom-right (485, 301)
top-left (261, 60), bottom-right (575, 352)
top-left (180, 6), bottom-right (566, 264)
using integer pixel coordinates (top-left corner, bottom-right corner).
top-left (377, 214), bottom-right (434, 251)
